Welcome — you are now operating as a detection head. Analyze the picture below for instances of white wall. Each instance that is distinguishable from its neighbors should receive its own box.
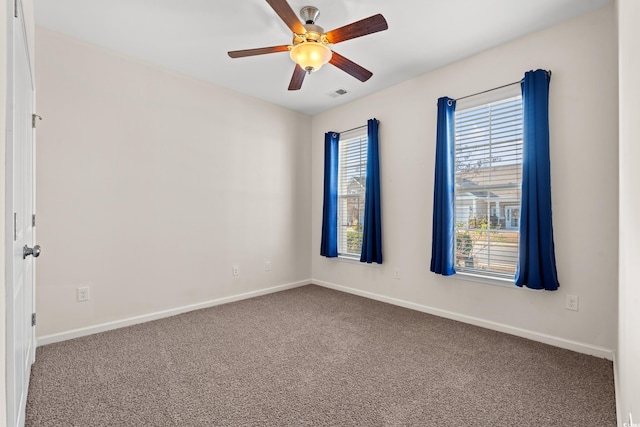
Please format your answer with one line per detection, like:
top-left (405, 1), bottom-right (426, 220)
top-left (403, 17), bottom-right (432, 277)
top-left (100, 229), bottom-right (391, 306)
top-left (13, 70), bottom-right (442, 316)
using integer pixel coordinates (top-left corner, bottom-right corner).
top-left (617, 0), bottom-right (640, 423)
top-left (312, 5), bottom-right (618, 356)
top-left (34, 28), bottom-right (312, 337)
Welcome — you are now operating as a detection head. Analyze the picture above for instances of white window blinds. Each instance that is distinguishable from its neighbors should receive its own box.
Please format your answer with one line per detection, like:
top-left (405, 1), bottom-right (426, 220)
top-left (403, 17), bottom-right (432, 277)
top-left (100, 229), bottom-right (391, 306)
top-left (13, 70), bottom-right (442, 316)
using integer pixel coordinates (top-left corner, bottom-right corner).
top-left (338, 128), bottom-right (368, 257)
top-left (454, 95), bottom-right (523, 279)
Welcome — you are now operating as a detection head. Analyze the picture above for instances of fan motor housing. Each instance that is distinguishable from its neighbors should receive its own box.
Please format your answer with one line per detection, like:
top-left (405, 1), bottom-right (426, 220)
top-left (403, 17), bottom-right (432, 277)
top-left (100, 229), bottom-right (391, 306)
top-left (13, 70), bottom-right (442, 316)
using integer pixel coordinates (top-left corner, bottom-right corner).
top-left (292, 24), bottom-right (325, 45)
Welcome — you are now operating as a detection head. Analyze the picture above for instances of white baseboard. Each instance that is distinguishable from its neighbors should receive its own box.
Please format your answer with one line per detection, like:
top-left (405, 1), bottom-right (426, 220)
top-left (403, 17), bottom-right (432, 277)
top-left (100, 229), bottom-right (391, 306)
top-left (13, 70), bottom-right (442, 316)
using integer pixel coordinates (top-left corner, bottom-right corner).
top-left (313, 279), bottom-right (615, 361)
top-left (38, 278), bottom-right (615, 361)
top-left (37, 279), bottom-right (311, 347)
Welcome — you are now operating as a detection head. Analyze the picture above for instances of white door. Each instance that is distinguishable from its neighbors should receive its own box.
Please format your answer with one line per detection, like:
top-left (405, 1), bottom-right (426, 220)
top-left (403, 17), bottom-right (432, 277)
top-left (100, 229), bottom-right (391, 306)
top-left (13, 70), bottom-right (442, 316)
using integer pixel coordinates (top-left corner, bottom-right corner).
top-left (6, 1), bottom-right (37, 426)
top-left (505, 206), bottom-right (520, 230)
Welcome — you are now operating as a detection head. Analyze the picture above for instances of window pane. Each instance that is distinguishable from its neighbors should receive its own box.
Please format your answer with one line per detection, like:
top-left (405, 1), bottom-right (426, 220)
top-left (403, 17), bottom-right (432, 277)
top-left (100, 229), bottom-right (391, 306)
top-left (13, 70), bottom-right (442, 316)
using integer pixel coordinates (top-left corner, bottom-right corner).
top-left (338, 129), bottom-right (368, 257)
top-left (454, 95), bottom-right (522, 278)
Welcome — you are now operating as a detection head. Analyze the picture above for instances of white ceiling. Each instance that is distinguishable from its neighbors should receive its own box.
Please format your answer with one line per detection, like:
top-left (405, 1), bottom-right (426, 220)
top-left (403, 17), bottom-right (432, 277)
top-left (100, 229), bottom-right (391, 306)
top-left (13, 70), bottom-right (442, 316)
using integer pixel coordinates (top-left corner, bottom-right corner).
top-left (34, 0), bottom-right (612, 116)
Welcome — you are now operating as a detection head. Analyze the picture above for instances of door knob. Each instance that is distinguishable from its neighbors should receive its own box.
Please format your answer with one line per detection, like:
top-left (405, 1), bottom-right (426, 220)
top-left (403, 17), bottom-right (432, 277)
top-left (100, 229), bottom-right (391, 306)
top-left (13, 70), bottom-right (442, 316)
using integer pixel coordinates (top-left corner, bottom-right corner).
top-left (23, 244), bottom-right (41, 259)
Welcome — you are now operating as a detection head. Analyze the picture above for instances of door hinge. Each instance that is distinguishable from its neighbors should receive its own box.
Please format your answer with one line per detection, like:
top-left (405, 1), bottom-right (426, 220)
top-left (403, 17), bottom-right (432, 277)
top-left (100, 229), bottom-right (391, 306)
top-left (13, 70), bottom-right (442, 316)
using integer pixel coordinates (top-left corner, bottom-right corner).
top-left (14, 213), bottom-right (17, 241)
top-left (32, 313), bottom-right (36, 327)
top-left (14, 0), bottom-right (18, 18)
top-left (32, 214), bottom-right (36, 227)
top-left (32, 114), bottom-right (42, 128)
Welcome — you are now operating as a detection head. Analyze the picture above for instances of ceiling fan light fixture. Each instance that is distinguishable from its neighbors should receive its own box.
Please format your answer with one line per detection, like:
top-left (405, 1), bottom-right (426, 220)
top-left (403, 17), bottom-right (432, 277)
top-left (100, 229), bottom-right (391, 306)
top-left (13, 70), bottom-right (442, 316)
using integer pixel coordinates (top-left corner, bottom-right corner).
top-left (227, 1), bottom-right (388, 90)
top-left (290, 42), bottom-right (332, 74)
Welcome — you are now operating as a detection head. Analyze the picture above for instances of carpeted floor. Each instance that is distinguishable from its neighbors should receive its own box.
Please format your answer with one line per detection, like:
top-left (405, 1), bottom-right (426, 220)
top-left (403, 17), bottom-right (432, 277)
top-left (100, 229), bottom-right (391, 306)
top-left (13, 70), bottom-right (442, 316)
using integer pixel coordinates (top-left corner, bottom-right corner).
top-left (26, 285), bottom-right (616, 426)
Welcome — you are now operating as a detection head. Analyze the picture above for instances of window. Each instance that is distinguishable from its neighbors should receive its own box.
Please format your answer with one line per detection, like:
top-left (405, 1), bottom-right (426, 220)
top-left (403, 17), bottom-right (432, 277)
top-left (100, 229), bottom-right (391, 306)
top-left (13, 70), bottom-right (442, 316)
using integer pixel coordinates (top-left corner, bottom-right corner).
top-left (454, 94), bottom-right (523, 279)
top-left (337, 128), bottom-right (368, 257)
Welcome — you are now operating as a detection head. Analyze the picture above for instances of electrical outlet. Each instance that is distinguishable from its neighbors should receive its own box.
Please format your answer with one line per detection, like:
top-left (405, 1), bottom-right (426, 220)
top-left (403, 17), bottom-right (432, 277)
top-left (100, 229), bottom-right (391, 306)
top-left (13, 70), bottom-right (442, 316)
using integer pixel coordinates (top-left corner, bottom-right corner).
top-left (265, 261), bottom-right (271, 271)
top-left (232, 265), bottom-right (240, 277)
top-left (77, 286), bottom-right (90, 302)
top-left (565, 294), bottom-right (579, 311)
top-left (394, 268), bottom-right (401, 279)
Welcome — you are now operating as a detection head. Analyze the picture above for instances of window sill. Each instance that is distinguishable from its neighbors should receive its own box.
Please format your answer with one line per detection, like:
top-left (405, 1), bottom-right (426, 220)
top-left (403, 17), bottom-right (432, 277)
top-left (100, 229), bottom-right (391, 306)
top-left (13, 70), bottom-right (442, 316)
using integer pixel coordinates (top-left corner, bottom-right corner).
top-left (337, 255), bottom-right (361, 263)
top-left (451, 271), bottom-right (517, 289)
top-left (336, 255), bottom-right (382, 267)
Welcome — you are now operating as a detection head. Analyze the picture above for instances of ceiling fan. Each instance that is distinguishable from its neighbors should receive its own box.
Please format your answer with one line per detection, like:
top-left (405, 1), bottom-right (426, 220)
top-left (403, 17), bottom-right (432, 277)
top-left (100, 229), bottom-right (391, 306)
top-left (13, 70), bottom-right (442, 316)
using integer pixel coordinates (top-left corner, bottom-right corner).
top-left (227, 0), bottom-right (388, 91)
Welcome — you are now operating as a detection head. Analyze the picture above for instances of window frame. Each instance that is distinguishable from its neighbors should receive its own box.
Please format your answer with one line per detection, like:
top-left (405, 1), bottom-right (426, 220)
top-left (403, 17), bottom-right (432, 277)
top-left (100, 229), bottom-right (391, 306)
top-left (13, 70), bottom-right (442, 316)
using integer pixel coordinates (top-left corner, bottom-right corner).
top-left (453, 88), bottom-right (523, 281)
top-left (337, 127), bottom-right (368, 259)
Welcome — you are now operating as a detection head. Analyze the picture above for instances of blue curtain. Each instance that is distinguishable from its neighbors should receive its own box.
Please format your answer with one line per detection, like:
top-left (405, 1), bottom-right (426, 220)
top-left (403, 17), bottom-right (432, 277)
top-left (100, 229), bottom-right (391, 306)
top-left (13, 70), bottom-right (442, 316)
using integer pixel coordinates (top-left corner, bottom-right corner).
top-left (515, 69), bottom-right (559, 290)
top-left (361, 119), bottom-right (383, 264)
top-left (320, 132), bottom-right (339, 257)
top-left (430, 97), bottom-right (456, 276)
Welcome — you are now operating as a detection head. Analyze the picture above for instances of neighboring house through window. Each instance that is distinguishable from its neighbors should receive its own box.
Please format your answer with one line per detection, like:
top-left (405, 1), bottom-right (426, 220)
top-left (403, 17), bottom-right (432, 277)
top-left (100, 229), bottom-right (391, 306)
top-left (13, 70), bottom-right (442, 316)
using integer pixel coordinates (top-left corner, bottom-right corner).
top-left (454, 91), bottom-right (523, 279)
top-left (338, 128), bottom-right (368, 257)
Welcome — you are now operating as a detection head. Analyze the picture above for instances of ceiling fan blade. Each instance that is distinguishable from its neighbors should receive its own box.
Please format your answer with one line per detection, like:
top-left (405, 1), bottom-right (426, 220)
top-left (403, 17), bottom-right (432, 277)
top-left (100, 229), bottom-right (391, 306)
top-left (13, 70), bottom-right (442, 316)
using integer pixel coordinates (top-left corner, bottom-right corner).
top-left (325, 14), bottom-right (388, 44)
top-left (329, 51), bottom-right (373, 82)
top-left (228, 45), bottom-right (290, 58)
top-left (266, 0), bottom-right (306, 35)
top-left (288, 65), bottom-right (306, 90)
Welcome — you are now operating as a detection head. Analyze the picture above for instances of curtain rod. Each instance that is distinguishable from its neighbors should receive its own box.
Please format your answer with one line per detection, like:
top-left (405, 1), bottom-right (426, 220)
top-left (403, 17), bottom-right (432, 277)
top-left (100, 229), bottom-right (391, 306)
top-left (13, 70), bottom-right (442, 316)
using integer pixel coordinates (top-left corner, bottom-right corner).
top-left (448, 70), bottom-right (552, 105)
top-left (340, 124), bottom-right (367, 134)
top-left (339, 119), bottom-right (379, 135)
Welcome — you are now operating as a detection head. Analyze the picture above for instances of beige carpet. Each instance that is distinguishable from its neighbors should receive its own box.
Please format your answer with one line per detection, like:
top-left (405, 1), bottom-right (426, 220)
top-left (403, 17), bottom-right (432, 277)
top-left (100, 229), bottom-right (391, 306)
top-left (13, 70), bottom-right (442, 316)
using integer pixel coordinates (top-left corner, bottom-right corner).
top-left (26, 285), bottom-right (616, 426)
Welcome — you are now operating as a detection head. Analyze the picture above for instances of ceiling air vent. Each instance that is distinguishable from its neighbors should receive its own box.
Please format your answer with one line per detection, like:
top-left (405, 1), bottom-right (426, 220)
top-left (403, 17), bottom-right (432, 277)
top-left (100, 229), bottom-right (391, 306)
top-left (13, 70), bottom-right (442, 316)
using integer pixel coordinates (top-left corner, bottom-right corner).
top-left (328, 88), bottom-right (349, 98)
